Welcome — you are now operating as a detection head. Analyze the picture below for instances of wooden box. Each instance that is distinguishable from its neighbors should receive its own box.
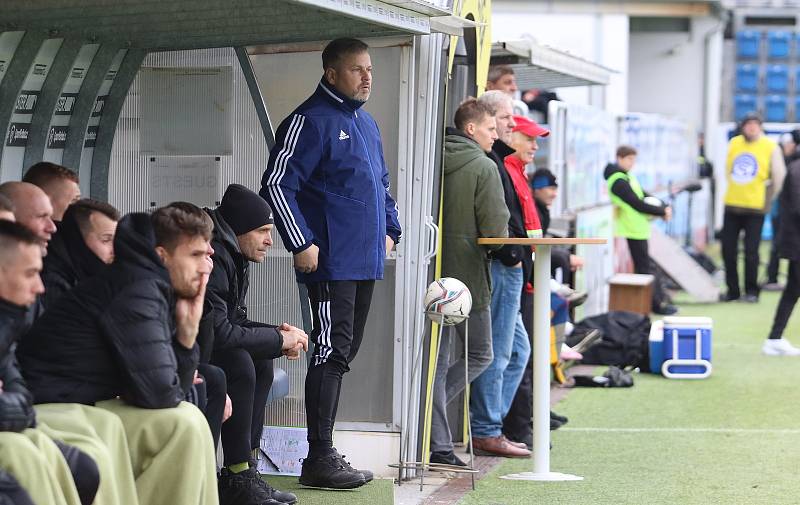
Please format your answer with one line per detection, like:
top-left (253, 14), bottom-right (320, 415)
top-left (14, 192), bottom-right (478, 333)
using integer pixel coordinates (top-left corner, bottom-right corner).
top-left (609, 273), bottom-right (654, 316)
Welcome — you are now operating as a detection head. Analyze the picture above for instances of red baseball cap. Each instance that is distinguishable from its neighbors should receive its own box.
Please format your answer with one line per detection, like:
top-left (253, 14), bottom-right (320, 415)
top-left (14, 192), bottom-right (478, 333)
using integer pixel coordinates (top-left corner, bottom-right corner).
top-left (512, 115), bottom-right (550, 138)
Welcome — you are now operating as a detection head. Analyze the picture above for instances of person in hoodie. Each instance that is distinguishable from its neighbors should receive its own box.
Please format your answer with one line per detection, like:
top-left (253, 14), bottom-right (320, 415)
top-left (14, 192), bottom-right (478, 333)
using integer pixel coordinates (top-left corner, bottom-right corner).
top-left (260, 38), bottom-right (401, 490)
top-left (206, 184), bottom-right (308, 505)
top-left (0, 220), bottom-right (93, 505)
top-left (467, 91), bottom-right (532, 459)
top-left (605, 145), bottom-right (677, 316)
top-left (40, 199), bottom-right (119, 309)
top-left (431, 97), bottom-right (509, 465)
top-left (19, 203), bottom-right (219, 505)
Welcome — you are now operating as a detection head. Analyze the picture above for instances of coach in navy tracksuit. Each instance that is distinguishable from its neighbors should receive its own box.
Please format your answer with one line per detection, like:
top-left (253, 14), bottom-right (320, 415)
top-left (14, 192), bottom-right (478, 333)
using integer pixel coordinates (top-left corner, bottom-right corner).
top-left (260, 38), bottom-right (401, 490)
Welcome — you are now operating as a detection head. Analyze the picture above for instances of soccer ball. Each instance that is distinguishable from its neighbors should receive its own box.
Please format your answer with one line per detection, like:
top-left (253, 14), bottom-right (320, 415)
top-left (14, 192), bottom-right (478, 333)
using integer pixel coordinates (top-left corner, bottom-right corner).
top-left (424, 278), bottom-right (472, 326)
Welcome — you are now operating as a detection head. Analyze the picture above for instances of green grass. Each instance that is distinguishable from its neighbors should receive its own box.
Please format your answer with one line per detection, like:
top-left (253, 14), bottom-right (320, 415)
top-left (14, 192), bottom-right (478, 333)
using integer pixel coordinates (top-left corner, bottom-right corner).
top-left (263, 475), bottom-right (394, 505)
top-left (459, 288), bottom-right (800, 505)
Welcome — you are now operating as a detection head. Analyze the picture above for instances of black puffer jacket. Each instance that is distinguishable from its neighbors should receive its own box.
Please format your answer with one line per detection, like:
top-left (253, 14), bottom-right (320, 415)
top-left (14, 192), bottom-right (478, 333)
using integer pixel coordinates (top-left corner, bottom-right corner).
top-left (205, 208), bottom-right (283, 360)
top-left (40, 207), bottom-right (107, 310)
top-left (18, 213), bottom-right (199, 408)
top-left (0, 300), bottom-right (35, 432)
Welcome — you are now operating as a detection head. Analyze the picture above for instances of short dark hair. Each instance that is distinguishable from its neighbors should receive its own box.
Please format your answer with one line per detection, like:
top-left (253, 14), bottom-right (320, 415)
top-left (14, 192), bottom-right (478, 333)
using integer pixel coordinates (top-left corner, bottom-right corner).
top-left (322, 38), bottom-right (369, 70)
top-left (151, 202), bottom-right (213, 251)
top-left (616, 145), bottom-right (638, 159)
top-left (0, 219), bottom-right (41, 260)
top-left (487, 65), bottom-right (515, 84)
top-left (65, 199), bottom-right (120, 236)
top-left (22, 162), bottom-right (79, 188)
top-left (454, 98), bottom-right (495, 131)
top-left (0, 193), bottom-right (14, 214)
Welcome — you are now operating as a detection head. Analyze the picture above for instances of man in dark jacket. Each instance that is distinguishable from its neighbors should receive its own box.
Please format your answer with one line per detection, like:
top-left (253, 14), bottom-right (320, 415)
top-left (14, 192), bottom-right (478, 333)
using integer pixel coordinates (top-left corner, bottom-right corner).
top-left (18, 203), bottom-right (219, 505)
top-left (467, 91), bottom-right (532, 459)
top-left (207, 184), bottom-right (307, 505)
top-left (764, 151), bottom-right (800, 355)
top-left (431, 97), bottom-right (509, 465)
top-left (41, 199), bottom-right (119, 309)
top-left (0, 220), bottom-right (98, 505)
top-left (260, 38), bottom-right (401, 490)
top-left (604, 145), bottom-right (676, 315)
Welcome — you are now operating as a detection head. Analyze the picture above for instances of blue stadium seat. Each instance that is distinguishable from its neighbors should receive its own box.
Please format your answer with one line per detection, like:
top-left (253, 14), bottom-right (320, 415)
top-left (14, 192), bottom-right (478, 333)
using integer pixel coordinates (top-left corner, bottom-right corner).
top-left (795, 67), bottom-right (800, 93)
top-left (767, 31), bottom-right (791, 59)
top-left (734, 94), bottom-right (757, 121)
top-left (795, 96), bottom-right (800, 122)
top-left (765, 95), bottom-right (787, 122)
top-left (736, 64), bottom-right (759, 92)
top-left (766, 65), bottom-right (789, 93)
top-left (737, 30), bottom-right (761, 59)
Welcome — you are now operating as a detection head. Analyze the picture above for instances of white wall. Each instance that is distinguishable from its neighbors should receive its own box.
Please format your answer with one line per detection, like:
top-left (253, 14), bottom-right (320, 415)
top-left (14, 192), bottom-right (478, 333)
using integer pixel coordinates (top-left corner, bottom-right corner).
top-left (628, 16), bottom-right (720, 131)
top-left (491, 5), bottom-right (629, 113)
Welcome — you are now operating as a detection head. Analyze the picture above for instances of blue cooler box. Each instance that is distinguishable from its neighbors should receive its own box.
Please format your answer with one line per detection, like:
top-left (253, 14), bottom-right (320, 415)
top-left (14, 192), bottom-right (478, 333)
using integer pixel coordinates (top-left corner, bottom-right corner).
top-left (661, 317), bottom-right (712, 379)
top-left (648, 321), bottom-right (664, 374)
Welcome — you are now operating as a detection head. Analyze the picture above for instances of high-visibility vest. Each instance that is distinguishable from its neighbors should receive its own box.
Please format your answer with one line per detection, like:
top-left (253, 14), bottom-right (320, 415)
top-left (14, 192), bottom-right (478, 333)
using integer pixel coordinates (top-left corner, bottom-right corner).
top-left (724, 135), bottom-right (775, 210)
top-left (607, 171), bottom-right (651, 240)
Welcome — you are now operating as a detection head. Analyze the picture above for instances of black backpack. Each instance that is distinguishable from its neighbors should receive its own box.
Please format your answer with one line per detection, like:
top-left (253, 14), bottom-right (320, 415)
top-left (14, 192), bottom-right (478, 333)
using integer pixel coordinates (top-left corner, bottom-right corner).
top-left (568, 311), bottom-right (652, 371)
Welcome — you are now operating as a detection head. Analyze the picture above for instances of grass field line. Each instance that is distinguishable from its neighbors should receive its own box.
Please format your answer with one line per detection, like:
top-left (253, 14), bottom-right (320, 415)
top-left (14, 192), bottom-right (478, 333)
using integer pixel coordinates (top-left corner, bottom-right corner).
top-left (560, 427), bottom-right (800, 434)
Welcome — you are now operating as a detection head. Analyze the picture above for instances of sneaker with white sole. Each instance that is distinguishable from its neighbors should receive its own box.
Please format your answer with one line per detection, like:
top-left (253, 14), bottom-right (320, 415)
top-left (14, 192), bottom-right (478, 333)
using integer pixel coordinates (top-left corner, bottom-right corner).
top-left (762, 338), bottom-right (800, 356)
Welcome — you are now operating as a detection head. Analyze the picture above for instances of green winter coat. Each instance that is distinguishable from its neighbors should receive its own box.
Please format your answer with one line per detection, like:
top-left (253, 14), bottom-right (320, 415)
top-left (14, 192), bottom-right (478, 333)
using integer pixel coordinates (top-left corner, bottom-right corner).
top-left (441, 130), bottom-right (510, 311)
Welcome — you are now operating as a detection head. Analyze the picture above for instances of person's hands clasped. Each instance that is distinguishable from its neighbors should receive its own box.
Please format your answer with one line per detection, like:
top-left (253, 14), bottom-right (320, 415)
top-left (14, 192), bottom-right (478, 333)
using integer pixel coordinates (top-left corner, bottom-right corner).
top-left (279, 322), bottom-right (309, 360)
top-left (294, 244), bottom-right (319, 274)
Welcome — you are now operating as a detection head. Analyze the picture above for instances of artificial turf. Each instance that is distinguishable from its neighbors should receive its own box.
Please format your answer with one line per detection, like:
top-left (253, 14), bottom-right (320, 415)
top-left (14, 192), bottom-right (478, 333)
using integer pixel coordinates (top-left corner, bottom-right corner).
top-left (458, 288), bottom-right (800, 504)
top-left (263, 475), bottom-right (394, 505)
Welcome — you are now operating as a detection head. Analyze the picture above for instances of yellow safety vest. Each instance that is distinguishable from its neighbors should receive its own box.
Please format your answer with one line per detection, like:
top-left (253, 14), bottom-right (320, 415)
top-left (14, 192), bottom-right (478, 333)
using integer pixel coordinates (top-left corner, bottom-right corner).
top-left (724, 135), bottom-right (775, 210)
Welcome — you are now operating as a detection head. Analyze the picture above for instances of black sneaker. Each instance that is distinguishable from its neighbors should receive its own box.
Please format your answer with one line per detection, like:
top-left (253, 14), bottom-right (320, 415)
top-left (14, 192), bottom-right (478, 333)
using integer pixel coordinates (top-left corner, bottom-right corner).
top-left (550, 411), bottom-right (569, 424)
top-left (331, 450), bottom-right (373, 483)
top-left (247, 459), bottom-right (297, 504)
top-left (429, 450), bottom-right (467, 467)
top-left (299, 452), bottom-right (366, 490)
top-left (218, 467), bottom-right (286, 505)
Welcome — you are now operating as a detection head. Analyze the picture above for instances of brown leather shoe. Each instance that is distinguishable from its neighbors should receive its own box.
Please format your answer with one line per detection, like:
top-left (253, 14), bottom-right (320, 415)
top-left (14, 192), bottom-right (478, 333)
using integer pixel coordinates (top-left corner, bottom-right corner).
top-left (472, 435), bottom-right (531, 458)
top-left (501, 435), bottom-right (527, 450)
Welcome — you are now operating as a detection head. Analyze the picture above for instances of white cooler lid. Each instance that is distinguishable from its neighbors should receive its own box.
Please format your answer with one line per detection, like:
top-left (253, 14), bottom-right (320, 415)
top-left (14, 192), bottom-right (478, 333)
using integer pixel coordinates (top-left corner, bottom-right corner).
top-left (662, 316), bottom-right (713, 328)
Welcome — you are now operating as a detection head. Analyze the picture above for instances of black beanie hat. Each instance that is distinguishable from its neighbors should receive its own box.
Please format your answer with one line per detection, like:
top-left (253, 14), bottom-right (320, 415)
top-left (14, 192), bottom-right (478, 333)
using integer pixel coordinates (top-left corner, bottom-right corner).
top-left (218, 184), bottom-right (274, 236)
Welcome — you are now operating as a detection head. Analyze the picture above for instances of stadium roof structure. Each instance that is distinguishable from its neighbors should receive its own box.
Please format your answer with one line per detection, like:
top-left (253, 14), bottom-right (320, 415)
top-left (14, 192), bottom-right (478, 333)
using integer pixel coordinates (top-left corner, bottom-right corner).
top-left (491, 39), bottom-right (614, 89)
top-left (0, 0), bottom-right (461, 51)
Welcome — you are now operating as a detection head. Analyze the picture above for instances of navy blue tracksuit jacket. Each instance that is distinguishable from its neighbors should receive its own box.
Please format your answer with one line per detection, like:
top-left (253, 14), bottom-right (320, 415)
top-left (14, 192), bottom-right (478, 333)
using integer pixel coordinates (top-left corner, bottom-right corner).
top-left (260, 79), bottom-right (402, 283)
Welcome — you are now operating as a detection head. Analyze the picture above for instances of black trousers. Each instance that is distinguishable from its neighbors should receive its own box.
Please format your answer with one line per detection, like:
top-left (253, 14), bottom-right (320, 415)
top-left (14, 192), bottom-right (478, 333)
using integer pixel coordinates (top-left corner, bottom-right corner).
top-left (304, 280), bottom-right (374, 453)
top-left (551, 249), bottom-right (573, 287)
top-left (766, 211), bottom-right (782, 284)
top-left (212, 348), bottom-right (273, 465)
top-left (721, 210), bottom-right (765, 298)
top-left (768, 260), bottom-right (800, 340)
top-left (0, 470), bottom-right (34, 505)
top-left (196, 363), bottom-right (227, 451)
top-left (54, 440), bottom-right (99, 505)
top-left (627, 238), bottom-right (668, 309)
top-left (502, 290), bottom-right (534, 442)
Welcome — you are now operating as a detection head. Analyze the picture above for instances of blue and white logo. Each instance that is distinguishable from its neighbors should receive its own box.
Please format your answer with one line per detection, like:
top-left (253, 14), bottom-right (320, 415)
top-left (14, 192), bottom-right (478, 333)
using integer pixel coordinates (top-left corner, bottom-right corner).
top-left (731, 153), bottom-right (758, 184)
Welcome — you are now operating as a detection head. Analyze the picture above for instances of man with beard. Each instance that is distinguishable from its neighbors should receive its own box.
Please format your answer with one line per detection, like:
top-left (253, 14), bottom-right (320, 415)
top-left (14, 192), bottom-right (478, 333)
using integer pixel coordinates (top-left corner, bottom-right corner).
top-left (261, 38), bottom-right (401, 490)
top-left (19, 202), bottom-right (219, 505)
